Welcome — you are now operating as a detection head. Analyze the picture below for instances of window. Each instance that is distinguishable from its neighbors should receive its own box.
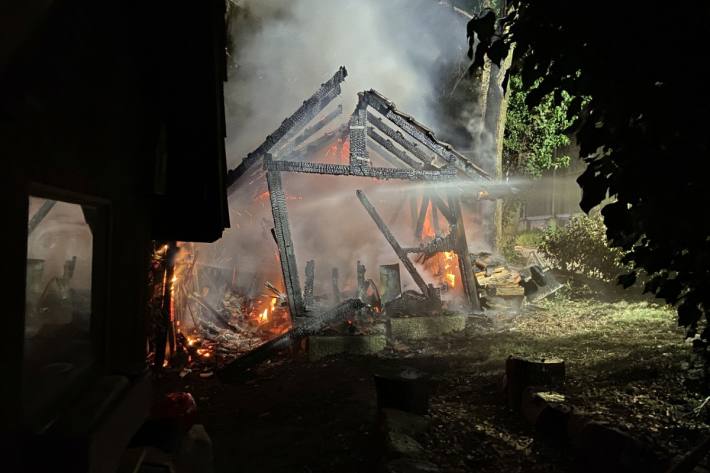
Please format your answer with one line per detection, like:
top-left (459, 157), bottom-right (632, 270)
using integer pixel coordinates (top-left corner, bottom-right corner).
top-left (24, 196), bottom-right (95, 426)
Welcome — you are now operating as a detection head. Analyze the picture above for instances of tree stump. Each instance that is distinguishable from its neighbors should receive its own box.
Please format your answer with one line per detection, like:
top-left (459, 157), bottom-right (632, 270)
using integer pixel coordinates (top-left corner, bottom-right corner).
top-left (505, 356), bottom-right (565, 411)
top-left (374, 367), bottom-right (431, 415)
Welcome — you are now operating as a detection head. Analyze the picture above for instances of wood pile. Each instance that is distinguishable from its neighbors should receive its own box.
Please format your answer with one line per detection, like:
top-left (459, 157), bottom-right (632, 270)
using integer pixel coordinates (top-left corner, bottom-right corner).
top-left (473, 254), bottom-right (525, 299)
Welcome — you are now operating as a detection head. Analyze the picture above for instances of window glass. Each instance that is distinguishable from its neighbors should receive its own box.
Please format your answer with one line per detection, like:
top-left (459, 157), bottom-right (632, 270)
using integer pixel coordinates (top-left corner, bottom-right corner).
top-left (24, 196), bottom-right (94, 424)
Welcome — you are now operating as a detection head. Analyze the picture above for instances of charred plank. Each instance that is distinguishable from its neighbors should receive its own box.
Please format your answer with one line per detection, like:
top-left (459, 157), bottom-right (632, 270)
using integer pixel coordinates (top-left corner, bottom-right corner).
top-left (226, 66), bottom-right (347, 190)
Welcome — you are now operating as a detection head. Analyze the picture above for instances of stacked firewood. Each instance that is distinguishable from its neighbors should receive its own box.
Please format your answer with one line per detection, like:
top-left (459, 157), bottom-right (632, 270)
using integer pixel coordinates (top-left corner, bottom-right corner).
top-left (473, 254), bottom-right (525, 298)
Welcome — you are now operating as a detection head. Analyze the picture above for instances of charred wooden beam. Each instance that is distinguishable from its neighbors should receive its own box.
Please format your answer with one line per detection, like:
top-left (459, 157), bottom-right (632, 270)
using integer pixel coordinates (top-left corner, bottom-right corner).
top-left (367, 111), bottom-right (432, 167)
top-left (356, 190), bottom-right (430, 298)
top-left (349, 98), bottom-right (370, 168)
top-left (404, 228), bottom-right (457, 257)
top-left (304, 260), bottom-right (315, 308)
top-left (357, 261), bottom-right (367, 301)
top-left (264, 160), bottom-right (456, 181)
top-left (367, 137), bottom-right (407, 170)
top-left (362, 89), bottom-right (491, 180)
top-left (430, 193), bottom-right (455, 224)
top-left (288, 104), bottom-right (343, 150)
top-left (189, 292), bottom-right (241, 333)
top-left (281, 124), bottom-right (348, 162)
top-left (226, 66), bottom-right (348, 191)
top-left (218, 298), bottom-right (365, 381)
top-left (265, 158), bottom-right (305, 317)
top-left (448, 194), bottom-right (482, 311)
top-left (414, 195), bottom-right (431, 240)
top-left (367, 127), bottom-right (424, 170)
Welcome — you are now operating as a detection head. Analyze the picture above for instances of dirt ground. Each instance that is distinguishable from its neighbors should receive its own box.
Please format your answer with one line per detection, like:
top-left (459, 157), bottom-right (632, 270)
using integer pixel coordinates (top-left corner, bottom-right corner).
top-left (158, 289), bottom-right (710, 473)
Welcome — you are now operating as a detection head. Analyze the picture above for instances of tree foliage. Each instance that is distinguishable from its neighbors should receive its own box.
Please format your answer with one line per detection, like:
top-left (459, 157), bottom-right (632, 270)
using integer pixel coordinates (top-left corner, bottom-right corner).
top-left (540, 213), bottom-right (628, 282)
top-left (504, 74), bottom-right (576, 177)
top-left (467, 3), bottom-right (710, 333)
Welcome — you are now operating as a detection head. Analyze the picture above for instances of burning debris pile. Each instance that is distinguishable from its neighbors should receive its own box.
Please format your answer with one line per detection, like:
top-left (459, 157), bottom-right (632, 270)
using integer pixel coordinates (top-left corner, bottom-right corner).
top-left (148, 66), bottom-right (559, 375)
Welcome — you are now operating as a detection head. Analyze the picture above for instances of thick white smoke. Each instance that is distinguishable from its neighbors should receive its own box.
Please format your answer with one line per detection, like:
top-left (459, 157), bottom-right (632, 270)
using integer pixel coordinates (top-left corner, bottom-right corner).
top-left (195, 0), bottom-right (496, 306)
top-left (224, 0), bottom-right (470, 168)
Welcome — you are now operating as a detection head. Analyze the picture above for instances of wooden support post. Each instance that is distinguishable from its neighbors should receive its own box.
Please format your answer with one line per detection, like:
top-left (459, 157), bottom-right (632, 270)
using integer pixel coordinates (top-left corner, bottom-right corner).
top-left (357, 261), bottom-right (367, 301)
top-left (265, 158), bottom-right (304, 318)
top-left (447, 194), bottom-right (481, 312)
top-left (304, 260), bottom-right (315, 308)
top-left (430, 193), bottom-right (455, 225)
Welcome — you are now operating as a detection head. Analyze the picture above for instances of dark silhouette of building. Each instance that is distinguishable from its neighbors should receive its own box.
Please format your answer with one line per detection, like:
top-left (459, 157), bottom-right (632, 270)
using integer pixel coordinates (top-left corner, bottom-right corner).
top-left (0, 1), bottom-right (229, 471)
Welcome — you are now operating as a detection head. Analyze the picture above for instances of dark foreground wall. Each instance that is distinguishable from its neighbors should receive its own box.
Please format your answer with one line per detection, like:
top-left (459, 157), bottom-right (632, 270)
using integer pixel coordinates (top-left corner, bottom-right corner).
top-left (0, 1), bottom-right (229, 471)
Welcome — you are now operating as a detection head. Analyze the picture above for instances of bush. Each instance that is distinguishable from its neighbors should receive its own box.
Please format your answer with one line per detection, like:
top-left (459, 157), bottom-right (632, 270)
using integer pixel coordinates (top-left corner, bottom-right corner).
top-left (515, 230), bottom-right (544, 248)
top-left (540, 213), bottom-right (628, 281)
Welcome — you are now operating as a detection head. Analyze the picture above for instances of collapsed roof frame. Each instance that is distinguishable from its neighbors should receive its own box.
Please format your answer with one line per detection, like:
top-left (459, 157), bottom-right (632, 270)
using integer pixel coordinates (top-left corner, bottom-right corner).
top-left (226, 66), bottom-right (489, 318)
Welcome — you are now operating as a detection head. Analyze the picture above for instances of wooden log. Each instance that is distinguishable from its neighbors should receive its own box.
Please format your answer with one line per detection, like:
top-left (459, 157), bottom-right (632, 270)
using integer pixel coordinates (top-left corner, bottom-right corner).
top-left (505, 356), bottom-right (565, 411)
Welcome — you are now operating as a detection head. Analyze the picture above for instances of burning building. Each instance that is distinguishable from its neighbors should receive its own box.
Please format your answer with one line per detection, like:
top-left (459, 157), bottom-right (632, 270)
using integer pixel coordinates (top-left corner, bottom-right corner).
top-left (158, 66), bottom-right (531, 377)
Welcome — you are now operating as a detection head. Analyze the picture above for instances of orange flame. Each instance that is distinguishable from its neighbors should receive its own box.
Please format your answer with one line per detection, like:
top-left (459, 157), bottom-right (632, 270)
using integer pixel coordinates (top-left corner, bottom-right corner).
top-left (340, 138), bottom-right (350, 164)
top-left (259, 309), bottom-right (269, 323)
top-left (443, 251), bottom-right (456, 288)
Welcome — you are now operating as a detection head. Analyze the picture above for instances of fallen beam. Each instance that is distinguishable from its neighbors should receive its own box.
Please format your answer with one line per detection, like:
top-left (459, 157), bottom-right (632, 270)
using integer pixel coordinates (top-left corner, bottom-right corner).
top-left (226, 66), bottom-right (348, 191)
top-left (264, 160), bottom-right (457, 181)
top-left (218, 298), bottom-right (365, 381)
top-left (356, 190), bottom-right (430, 297)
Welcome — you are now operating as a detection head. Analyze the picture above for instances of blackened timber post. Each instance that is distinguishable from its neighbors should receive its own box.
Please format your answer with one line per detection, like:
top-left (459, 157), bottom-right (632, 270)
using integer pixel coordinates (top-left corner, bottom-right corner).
top-left (447, 193), bottom-right (482, 312)
top-left (304, 260), bottom-right (315, 308)
top-left (349, 95), bottom-right (370, 168)
top-left (265, 155), bottom-right (305, 318)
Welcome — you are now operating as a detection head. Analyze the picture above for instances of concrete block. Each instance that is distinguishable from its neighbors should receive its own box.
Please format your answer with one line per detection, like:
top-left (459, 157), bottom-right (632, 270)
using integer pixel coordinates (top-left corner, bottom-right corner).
top-left (388, 314), bottom-right (466, 341)
top-left (308, 334), bottom-right (387, 361)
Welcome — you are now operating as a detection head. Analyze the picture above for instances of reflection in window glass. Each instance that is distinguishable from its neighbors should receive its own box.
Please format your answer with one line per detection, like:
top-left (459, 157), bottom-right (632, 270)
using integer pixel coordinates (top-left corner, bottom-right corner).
top-left (24, 196), bottom-right (94, 425)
